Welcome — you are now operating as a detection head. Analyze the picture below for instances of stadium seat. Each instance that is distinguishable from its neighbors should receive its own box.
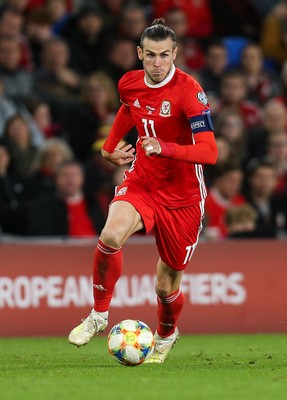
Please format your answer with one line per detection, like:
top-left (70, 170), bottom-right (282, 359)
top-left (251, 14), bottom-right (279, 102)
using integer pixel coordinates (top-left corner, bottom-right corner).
top-left (223, 36), bottom-right (250, 68)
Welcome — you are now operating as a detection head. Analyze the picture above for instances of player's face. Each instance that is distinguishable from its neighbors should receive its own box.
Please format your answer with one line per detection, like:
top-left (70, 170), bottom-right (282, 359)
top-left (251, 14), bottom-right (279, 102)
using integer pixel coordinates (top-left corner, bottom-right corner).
top-left (137, 38), bottom-right (177, 85)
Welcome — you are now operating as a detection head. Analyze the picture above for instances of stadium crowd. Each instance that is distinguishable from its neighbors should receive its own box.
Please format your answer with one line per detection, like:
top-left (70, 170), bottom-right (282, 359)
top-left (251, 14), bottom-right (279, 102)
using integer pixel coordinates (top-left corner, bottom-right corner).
top-left (0, 0), bottom-right (287, 240)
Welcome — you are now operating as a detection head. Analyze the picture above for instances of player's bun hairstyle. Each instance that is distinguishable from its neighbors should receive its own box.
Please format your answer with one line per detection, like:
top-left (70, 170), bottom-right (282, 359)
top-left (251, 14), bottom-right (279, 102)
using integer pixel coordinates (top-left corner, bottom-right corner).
top-left (140, 18), bottom-right (177, 49)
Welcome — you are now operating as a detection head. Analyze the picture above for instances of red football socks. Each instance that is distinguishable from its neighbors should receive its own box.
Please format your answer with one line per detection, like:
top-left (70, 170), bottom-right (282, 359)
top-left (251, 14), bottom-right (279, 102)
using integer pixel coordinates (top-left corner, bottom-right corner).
top-left (157, 289), bottom-right (185, 337)
top-left (93, 239), bottom-right (123, 312)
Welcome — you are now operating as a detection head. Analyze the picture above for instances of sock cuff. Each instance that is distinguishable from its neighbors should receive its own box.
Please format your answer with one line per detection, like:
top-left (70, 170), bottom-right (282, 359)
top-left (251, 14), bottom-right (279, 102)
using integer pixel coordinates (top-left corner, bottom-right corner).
top-left (158, 289), bottom-right (182, 304)
top-left (97, 239), bottom-right (122, 255)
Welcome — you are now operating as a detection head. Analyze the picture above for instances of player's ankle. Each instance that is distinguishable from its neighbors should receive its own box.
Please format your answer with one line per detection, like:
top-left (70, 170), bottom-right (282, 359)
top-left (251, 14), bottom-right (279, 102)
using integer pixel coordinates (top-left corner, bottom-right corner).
top-left (93, 310), bottom-right (108, 319)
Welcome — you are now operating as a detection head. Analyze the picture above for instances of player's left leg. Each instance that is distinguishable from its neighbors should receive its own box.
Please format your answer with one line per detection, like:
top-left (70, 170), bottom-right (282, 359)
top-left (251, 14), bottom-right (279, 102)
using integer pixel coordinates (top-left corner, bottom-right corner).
top-left (146, 200), bottom-right (204, 363)
top-left (145, 259), bottom-right (183, 363)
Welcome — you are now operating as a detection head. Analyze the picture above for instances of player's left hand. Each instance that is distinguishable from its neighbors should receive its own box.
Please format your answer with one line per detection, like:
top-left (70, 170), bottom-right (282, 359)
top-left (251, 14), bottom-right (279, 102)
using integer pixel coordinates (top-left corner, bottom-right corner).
top-left (141, 136), bottom-right (162, 156)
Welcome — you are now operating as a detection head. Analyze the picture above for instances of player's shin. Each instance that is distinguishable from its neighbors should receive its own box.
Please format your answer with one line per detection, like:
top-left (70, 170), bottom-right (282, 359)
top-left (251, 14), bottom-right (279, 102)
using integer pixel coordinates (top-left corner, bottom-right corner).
top-left (156, 289), bottom-right (185, 337)
top-left (93, 239), bottom-right (123, 312)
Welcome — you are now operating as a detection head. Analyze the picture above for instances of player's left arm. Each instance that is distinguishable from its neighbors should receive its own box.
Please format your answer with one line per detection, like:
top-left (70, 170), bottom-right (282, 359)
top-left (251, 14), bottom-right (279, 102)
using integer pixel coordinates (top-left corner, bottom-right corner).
top-left (159, 129), bottom-right (217, 165)
top-left (141, 125), bottom-right (218, 165)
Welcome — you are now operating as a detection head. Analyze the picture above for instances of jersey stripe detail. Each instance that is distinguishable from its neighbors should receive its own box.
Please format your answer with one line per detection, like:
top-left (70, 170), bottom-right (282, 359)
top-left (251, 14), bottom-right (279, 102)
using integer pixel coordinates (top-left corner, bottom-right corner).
top-left (120, 99), bottom-right (130, 106)
top-left (157, 289), bottom-right (182, 304)
top-left (97, 242), bottom-right (122, 254)
top-left (195, 163), bottom-right (207, 200)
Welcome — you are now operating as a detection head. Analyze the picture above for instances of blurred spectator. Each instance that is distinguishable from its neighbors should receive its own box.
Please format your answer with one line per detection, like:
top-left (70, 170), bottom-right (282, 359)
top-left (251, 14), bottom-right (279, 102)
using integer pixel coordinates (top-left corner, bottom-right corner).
top-left (277, 60), bottom-right (287, 106)
top-left (165, 7), bottom-right (205, 71)
top-left (0, 37), bottom-right (33, 102)
top-left (0, 77), bottom-right (45, 147)
top-left (214, 135), bottom-right (233, 165)
top-left (0, 78), bottom-right (17, 134)
top-left (70, 1), bottom-right (85, 12)
top-left (152, 0), bottom-right (213, 40)
top-left (2, 0), bottom-right (72, 14)
top-left (62, 4), bottom-right (109, 74)
top-left (27, 137), bottom-right (73, 197)
top-left (0, 139), bottom-right (28, 235)
top-left (98, 0), bottom-right (129, 32)
top-left (25, 7), bottom-right (55, 69)
top-left (210, 0), bottom-right (261, 40)
top-left (240, 43), bottom-right (280, 104)
top-left (116, 4), bottom-right (147, 44)
top-left (199, 39), bottom-right (228, 96)
top-left (250, 0), bottom-right (280, 17)
top-left (225, 204), bottom-right (257, 238)
top-left (265, 131), bottom-right (287, 195)
top-left (34, 37), bottom-right (81, 117)
top-left (218, 69), bottom-right (262, 129)
top-left (172, 40), bottom-right (191, 73)
top-left (26, 160), bottom-right (105, 237)
top-left (84, 158), bottom-right (134, 221)
top-left (247, 98), bottom-right (287, 160)
top-left (104, 38), bottom-right (140, 85)
top-left (61, 71), bottom-right (119, 162)
top-left (46, 0), bottom-right (71, 36)
top-left (2, 114), bottom-right (38, 179)
top-left (84, 154), bottom-right (118, 220)
top-left (25, 0), bottom-right (73, 12)
top-left (244, 158), bottom-right (287, 237)
top-left (204, 163), bottom-right (246, 239)
top-left (26, 99), bottom-right (61, 138)
top-left (0, 8), bottom-right (33, 70)
top-left (261, 0), bottom-right (287, 68)
top-left (215, 108), bottom-right (247, 166)
top-left (0, 0), bottom-right (30, 13)
top-left (204, 134), bottom-right (233, 188)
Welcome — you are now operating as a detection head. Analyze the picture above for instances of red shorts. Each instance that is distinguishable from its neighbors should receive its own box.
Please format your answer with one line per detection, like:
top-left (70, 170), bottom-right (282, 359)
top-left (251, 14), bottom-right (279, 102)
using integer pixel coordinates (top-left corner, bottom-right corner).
top-left (112, 178), bottom-right (205, 271)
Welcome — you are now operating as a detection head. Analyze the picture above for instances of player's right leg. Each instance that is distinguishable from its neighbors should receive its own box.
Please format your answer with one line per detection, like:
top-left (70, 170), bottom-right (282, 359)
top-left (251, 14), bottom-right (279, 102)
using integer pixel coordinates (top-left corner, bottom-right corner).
top-left (69, 201), bottom-right (144, 347)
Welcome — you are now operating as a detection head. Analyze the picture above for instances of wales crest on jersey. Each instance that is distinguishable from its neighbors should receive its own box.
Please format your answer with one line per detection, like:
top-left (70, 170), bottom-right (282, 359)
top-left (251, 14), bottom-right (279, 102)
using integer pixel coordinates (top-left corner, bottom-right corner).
top-left (160, 100), bottom-right (171, 117)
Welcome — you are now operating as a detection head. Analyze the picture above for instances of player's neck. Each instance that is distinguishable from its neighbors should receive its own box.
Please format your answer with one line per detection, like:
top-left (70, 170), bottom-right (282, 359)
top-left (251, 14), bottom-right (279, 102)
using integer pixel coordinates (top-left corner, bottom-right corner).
top-left (144, 64), bottom-right (176, 89)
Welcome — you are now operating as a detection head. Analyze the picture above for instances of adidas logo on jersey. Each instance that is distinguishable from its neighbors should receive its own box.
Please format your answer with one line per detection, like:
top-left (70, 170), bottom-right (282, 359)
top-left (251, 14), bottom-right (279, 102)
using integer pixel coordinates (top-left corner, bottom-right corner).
top-left (93, 284), bottom-right (107, 291)
top-left (133, 99), bottom-right (141, 108)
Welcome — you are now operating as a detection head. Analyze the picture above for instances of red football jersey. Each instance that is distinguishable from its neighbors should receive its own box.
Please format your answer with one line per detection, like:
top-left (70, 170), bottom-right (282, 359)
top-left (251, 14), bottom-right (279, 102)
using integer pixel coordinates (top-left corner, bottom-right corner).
top-left (118, 65), bottom-right (213, 208)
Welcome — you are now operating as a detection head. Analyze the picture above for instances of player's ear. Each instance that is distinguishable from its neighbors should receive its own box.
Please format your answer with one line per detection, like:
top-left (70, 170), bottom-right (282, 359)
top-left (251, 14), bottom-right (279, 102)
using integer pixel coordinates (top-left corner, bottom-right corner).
top-left (137, 46), bottom-right (143, 61)
top-left (172, 46), bottom-right (178, 61)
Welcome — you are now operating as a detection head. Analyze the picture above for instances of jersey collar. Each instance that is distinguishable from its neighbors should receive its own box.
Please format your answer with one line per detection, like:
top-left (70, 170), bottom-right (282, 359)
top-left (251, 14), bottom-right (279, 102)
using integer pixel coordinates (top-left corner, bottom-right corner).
top-left (144, 64), bottom-right (176, 88)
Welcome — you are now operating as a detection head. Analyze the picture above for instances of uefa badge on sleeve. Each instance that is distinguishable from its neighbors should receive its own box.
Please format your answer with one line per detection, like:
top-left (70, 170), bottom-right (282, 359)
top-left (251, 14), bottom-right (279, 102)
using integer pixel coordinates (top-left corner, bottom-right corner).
top-left (160, 100), bottom-right (171, 117)
top-left (197, 92), bottom-right (208, 106)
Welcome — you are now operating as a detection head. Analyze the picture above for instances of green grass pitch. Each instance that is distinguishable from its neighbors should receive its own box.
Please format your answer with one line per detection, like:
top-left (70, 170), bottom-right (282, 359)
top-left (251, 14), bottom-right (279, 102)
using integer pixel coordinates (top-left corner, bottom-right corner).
top-left (0, 334), bottom-right (286, 400)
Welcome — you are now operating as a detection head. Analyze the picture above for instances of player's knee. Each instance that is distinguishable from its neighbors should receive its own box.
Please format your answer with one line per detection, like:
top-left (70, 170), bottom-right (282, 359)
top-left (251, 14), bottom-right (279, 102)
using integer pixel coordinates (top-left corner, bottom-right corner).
top-left (100, 227), bottom-right (125, 248)
top-left (155, 287), bottom-right (169, 297)
top-left (155, 283), bottom-right (172, 298)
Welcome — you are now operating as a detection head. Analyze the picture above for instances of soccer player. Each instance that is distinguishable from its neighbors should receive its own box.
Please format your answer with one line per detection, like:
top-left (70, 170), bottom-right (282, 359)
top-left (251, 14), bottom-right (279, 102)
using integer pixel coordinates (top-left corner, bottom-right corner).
top-left (69, 19), bottom-right (218, 363)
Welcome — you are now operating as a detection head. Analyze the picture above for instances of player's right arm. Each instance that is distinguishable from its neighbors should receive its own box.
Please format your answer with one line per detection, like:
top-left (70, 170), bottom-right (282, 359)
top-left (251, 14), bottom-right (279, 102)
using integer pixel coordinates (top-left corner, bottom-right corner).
top-left (101, 104), bottom-right (135, 166)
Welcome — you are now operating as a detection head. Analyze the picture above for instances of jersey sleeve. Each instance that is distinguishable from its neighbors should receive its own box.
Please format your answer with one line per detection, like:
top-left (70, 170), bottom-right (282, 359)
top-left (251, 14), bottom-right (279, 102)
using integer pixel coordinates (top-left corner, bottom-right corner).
top-left (102, 104), bottom-right (134, 153)
top-left (118, 73), bottom-right (129, 106)
top-left (181, 78), bottom-right (212, 120)
top-left (158, 131), bottom-right (218, 165)
top-left (158, 77), bottom-right (218, 164)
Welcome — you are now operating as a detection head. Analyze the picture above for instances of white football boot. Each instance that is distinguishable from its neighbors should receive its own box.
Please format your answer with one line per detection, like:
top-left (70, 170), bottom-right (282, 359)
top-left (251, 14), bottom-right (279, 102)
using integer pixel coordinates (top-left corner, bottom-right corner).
top-left (145, 327), bottom-right (179, 363)
top-left (68, 310), bottom-right (108, 347)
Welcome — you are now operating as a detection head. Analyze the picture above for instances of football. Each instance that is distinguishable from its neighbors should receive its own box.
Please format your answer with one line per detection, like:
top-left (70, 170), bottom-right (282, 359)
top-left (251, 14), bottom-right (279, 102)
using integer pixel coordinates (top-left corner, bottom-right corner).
top-left (107, 319), bottom-right (155, 366)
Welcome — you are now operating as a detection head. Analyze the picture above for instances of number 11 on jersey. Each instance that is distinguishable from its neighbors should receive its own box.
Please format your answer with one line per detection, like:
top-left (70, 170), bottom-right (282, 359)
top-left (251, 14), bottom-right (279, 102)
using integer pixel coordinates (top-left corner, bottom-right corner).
top-left (142, 118), bottom-right (157, 137)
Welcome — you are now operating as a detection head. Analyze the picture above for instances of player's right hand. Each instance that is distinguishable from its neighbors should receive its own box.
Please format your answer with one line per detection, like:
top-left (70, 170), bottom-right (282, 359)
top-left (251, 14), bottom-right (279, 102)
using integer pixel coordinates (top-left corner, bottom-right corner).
top-left (101, 141), bottom-right (135, 166)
